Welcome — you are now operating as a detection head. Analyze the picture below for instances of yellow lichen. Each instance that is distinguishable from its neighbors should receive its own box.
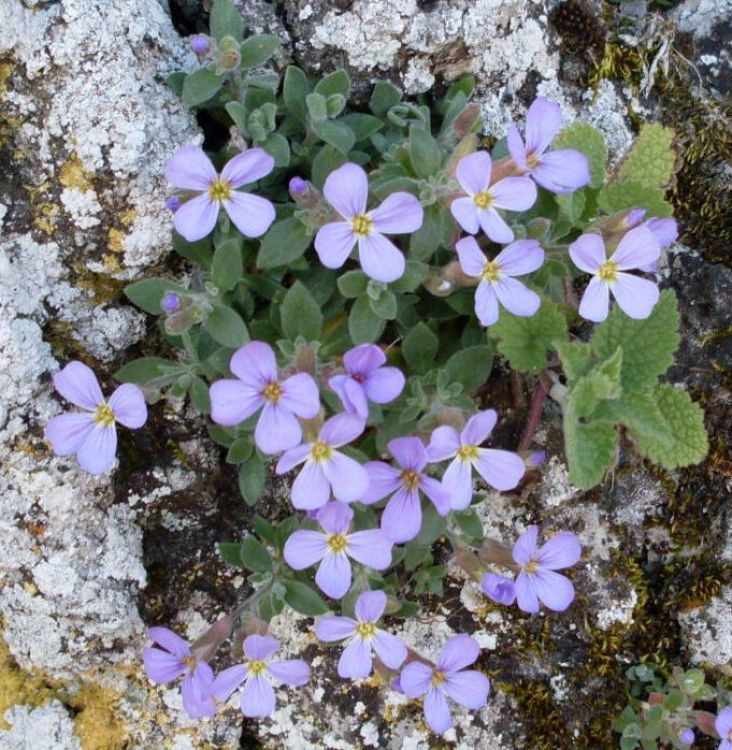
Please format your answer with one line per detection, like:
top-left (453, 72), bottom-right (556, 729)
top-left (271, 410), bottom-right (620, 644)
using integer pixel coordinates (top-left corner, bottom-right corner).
top-left (59, 153), bottom-right (95, 192)
top-left (107, 228), bottom-right (126, 254)
top-left (68, 682), bottom-right (128, 750)
top-left (33, 201), bottom-right (61, 234)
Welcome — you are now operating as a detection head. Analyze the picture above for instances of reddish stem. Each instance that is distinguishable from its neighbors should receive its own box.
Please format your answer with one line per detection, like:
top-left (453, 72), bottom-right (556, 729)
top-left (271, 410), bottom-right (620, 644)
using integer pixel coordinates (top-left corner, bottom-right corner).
top-left (518, 372), bottom-right (551, 452)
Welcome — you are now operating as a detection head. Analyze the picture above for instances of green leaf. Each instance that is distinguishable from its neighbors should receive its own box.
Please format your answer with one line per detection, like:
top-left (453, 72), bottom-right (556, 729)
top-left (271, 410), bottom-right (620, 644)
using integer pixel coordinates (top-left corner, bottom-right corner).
top-left (370, 80), bottom-right (402, 117)
top-left (189, 376), bottom-right (211, 413)
top-left (314, 69), bottom-right (351, 99)
top-left (337, 270), bottom-right (369, 298)
top-left (305, 92), bottom-right (328, 122)
top-left (283, 580), bottom-right (329, 615)
top-left (239, 34), bottom-right (281, 68)
top-left (555, 341), bottom-right (593, 385)
top-left (442, 345), bottom-right (494, 391)
top-left (311, 119), bottom-right (355, 155)
top-left (239, 535), bottom-right (273, 573)
top-left (283, 65), bottom-right (310, 122)
top-left (597, 180), bottom-right (672, 218)
top-left (591, 289), bottom-right (680, 392)
top-left (115, 357), bottom-right (182, 385)
top-left (618, 123), bottom-right (675, 188)
top-left (226, 436), bottom-right (254, 464)
top-left (369, 290), bottom-right (397, 320)
top-left (210, 0), bottom-right (244, 41)
top-left (225, 101), bottom-right (248, 129)
top-left (218, 542), bottom-right (245, 568)
top-left (454, 509), bottom-right (483, 540)
top-left (260, 132), bottom-right (290, 167)
top-left (182, 69), bottom-right (224, 108)
top-left (389, 260), bottom-right (428, 293)
top-left (212, 238), bottom-right (243, 291)
top-left (564, 418), bottom-right (617, 489)
top-left (124, 278), bottom-right (187, 314)
top-left (569, 348), bottom-right (623, 419)
top-left (348, 295), bottom-right (386, 344)
top-left (492, 300), bottom-right (567, 373)
top-left (340, 113), bottom-right (383, 142)
top-left (554, 122), bottom-right (607, 189)
top-left (402, 322), bottom-right (439, 375)
top-left (409, 125), bottom-right (442, 178)
top-left (257, 218), bottom-right (312, 269)
top-left (204, 304), bottom-right (249, 348)
top-left (238, 457), bottom-right (267, 506)
top-left (280, 281), bottom-right (323, 341)
top-left (409, 204), bottom-right (450, 261)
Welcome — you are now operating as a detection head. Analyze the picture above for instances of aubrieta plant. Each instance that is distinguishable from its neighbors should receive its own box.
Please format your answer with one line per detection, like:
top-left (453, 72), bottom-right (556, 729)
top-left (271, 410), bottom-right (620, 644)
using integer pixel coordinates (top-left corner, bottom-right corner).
top-left (42, 0), bottom-right (714, 736)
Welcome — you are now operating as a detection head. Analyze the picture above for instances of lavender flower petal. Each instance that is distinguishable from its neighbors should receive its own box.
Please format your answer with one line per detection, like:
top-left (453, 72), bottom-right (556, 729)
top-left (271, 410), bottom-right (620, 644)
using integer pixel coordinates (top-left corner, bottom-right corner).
top-left (314, 222), bottom-right (357, 269)
top-left (315, 551), bottom-right (352, 599)
top-left (323, 453), bottom-right (370, 503)
top-left (220, 148), bottom-right (274, 188)
top-left (494, 239), bottom-right (544, 276)
top-left (461, 410), bottom-right (497, 446)
top-left (537, 531), bottom-right (582, 570)
top-left (77, 425), bottom-right (117, 474)
top-left (569, 234), bottom-right (605, 273)
top-left (210, 380), bottom-right (262, 426)
top-left (426, 425), bottom-right (460, 462)
top-left (275, 443), bottom-right (311, 474)
top-left (148, 626), bottom-right (190, 657)
top-left (241, 674), bottom-right (276, 718)
top-left (343, 343), bottom-right (385, 375)
top-left (320, 413), bottom-right (365, 447)
top-left (212, 664), bottom-right (248, 702)
top-left (424, 686), bottom-right (453, 734)
top-left (455, 236), bottom-right (487, 277)
top-left (420, 475), bottom-right (451, 516)
top-left (474, 448), bottom-right (525, 491)
top-left (489, 177), bottom-right (537, 212)
top-left (380, 487), bottom-right (422, 543)
top-left (450, 196), bottom-right (480, 235)
top-left (173, 193), bottom-right (219, 242)
top-left (181, 661), bottom-right (215, 719)
top-left (373, 631), bottom-right (407, 669)
top-left (715, 708), bottom-right (732, 739)
top-left (317, 502), bottom-right (353, 535)
top-left (369, 192), bottom-right (424, 234)
top-left (455, 151), bottom-right (492, 196)
top-left (358, 233), bottom-right (406, 283)
top-left (355, 590), bottom-right (387, 623)
top-left (108, 383), bottom-right (147, 429)
top-left (389, 436), bottom-right (428, 471)
top-left (255, 403), bottom-right (302, 454)
top-left (507, 122), bottom-right (527, 168)
top-left (493, 277), bottom-right (541, 318)
top-left (611, 225), bottom-right (660, 270)
top-left (363, 367), bottom-right (405, 405)
top-left (323, 163), bottom-right (368, 219)
top-left (436, 634), bottom-right (479, 673)
top-left (578, 276), bottom-right (610, 322)
top-left (45, 413), bottom-right (95, 456)
top-left (279, 373), bottom-right (320, 419)
top-left (224, 192), bottom-right (276, 238)
top-left (646, 217), bottom-right (678, 248)
top-left (475, 280), bottom-right (500, 327)
top-left (532, 569), bottom-right (575, 611)
top-left (442, 458), bottom-right (473, 510)
top-left (477, 208), bottom-right (514, 245)
top-left (399, 661), bottom-right (433, 697)
top-left (346, 530), bottom-right (392, 570)
top-left (142, 647), bottom-right (187, 683)
top-left (330, 375), bottom-right (369, 419)
top-left (338, 637), bottom-right (373, 679)
top-left (481, 572), bottom-right (516, 605)
top-left (283, 530), bottom-right (328, 569)
top-left (316, 615), bottom-right (357, 641)
top-left (291, 462), bottom-right (331, 510)
top-left (360, 461), bottom-right (401, 504)
top-left (244, 634), bottom-right (280, 661)
top-left (165, 145), bottom-right (216, 191)
top-left (443, 670), bottom-right (490, 709)
top-left (230, 341), bottom-right (277, 385)
top-left (515, 572), bottom-right (540, 613)
top-left (611, 273), bottom-right (659, 319)
top-left (53, 361), bottom-right (104, 410)
top-left (524, 97), bottom-right (562, 155)
top-left (533, 150), bottom-right (590, 194)
top-left (267, 659), bottom-right (310, 686)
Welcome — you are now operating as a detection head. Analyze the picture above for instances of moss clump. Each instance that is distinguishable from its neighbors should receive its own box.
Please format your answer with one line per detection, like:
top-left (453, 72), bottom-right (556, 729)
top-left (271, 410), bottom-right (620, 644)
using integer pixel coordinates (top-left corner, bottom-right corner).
top-left (68, 681), bottom-right (128, 750)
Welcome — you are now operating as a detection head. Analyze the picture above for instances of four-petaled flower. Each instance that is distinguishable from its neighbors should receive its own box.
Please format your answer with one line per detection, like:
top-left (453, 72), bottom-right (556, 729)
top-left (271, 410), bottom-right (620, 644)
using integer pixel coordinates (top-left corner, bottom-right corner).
top-left (481, 572), bottom-right (517, 606)
top-left (166, 144), bottom-right (276, 242)
top-left (45, 361), bottom-right (147, 475)
top-left (507, 97), bottom-right (590, 194)
top-left (284, 503), bottom-right (392, 599)
top-left (620, 209), bottom-right (678, 272)
top-left (400, 634), bottom-right (490, 735)
top-left (276, 413), bottom-right (369, 509)
top-left (716, 707), bottom-right (732, 750)
top-left (316, 590), bottom-right (407, 679)
top-left (513, 525), bottom-right (582, 613)
top-left (450, 151), bottom-right (537, 244)
top-left (212, 635), bottom-right (310, 718)
top-left (314, 162), bottom-right (424, 283)
top-left (329, 344), bottom-right (405, 420)
top-left (427, 410), bottom-right (525, 509)
top-left (142, 626), bottom-right (215, 719)
top-left (569, 226), bottom-right (660, 322)
top-left (209, 341), bottom-right (320, 455)
top-left (361, 436), bottom-right (450, 544)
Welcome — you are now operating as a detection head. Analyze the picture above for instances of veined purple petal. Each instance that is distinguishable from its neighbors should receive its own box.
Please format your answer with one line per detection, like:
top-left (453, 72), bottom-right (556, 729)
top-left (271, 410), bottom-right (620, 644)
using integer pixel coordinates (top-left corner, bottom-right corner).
top-left (210, 379), bottom-right (262, 426)
top-left (360, 461), bottom-right (401, 504)
top-left (279, 372), bottom-right (320, 419)
top-left (108, 384), bottom-right (147, 429)
top-left (525, 97), bottom-right (562, 156)
top-left (143, 646), bottom-right (186, 684)
top-left (220, 148), bottom-right (274, 188)
top-left (53, 361), bottom-right (104, 410)
top-left (450, 197), bottom-right (480, 235)
top-left (512, 525), bottom-right (539, 566)
top-left (276, 443), bottom-right (311, 475)
top-left (314, 222), bottom-right (357, 269)
top-left (373, 630), bottom-right (407, 670)
top-left (283, 530), bottom-right (328, 569)
top-left (399, 661), bottom-right (433, 697)
top-left (380, 487), bottom-right (422, 543)
top-left (444, 670), bottom-right (490, 710)
top-left (461, 410), bottom-right (497, 446)
top-left (533, 149), bottom-right (590, 194)
top-left (255, 402), bottom-right (302, 454)
top-left (532, 569), bottom-right (575, 611)
top-left (578, 277), bottom-right (610, 322)
top-left (212, 664), bottom-right (248, 702)
top-left (537, 531), bottom-right (582, 570)
top-left (474, 448), bottom-right (525, 491)
top-left (437, 634), bottom-right (479, 673)
top-left (323, 163), bottom-right (369, 219)
top-left (317, 501), bottom-right (354, 535)
top-left (316, 551), bottom-right (352, 599)
top-left (456, 151), bottom-right (492, 196)
top-left (148, 626), bottom-right (190, 657)
top-left (224, 192), bottom-right (276, 238)
top-left (347, 529), bottom-right (392, 570)
top-left (77, 425), bottom-right (117, 474)
top-left (424, 686), bottom-right (452, 734)
top-left (363, 367), bottom-right (405, 405)
top-left (230, 341), bottom-right (277, 385)
top-left (320, 412), bottom-right (365, 448)
top-left (241, 674), bottom-right (275, 718)
top-left (244, 634), bottom-right (280, 661)
top-left (646, 217), bottom-right (678, 248)
top-left (344, 344), bottom-right (385, 375)
top-left (370, 192), bottom-right (424, 234)
top-left (493, 277), bottom-right (541, 318)
top-left (338, 637), bottom-right (373, 679)
top-left (45, 412), bottom-right (95, 456)
top-left (355, 590), bottom-right (387, 623)
top-left (515, 572), bottom-right (540, 613)
top-left (715, 707), bottom-right (732, 738)
top-left (495, 239), bottom-right (544, 277)
top-left (173, 193), bottom-right (219, 242)
top-left (507, 122), bottom-right (528, 169)
top-left (181, 662), bottom-right (216, 719)
top-left (165, 145), bottom-right (217, 191)
top-left (477, 208), bottom-right (514, 245)
top-left (442, 458), bottom-right (473, 510)
top-left (611, 274), bottom-right (659, 319)
top-left (426, 425), bottom-right (460, 462)
top-left (481, 572), bottom-right (517, 606)
top-left (330, 376), bottom-right (369, 419)
top-left (316, 615), bottom-right (357, 641)
top-left (569, 233), bottom-right (605, 273)
top-left (268, 659), bottom-right (310, 686)
top-left (611, 225), bottom-right (660, 271)
top-left (420, 475), bottom-right (451, 516)
top-left (291, 462), bottom-right (330, 509)
top-left (455, 236), bottom-right (486, 278)
top-left (475, 280), bottom-right (500, 327)
top-left (389, 435), bottom-right (427, 471)
top-left (324, 452), bottom-right (370, 503)
top-left (358, 232), bottom-right (405, 283)
top-left (490, 177), bottom-right (536, 212)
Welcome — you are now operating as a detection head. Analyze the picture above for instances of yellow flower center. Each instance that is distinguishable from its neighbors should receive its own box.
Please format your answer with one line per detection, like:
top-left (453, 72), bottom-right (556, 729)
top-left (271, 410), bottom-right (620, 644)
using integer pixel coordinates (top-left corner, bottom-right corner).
top-left (524, 559), bottom-right (539, 575)
top-left (457, 444), bottom-right (479, 462)
top-left (526, 152), bottom-right (540, 170)
top-left (351, 214), bottom-right (373, 238)
top-left (430, 670), bottom-right (447, 687)
top-left (208, 178), bottom-right (233, 202)
top-left (182, 655), bottom-right (197, 671)
top-left (261, 381), bottom-right (282, 404)
top-left (311, 442), bottom-right (333, 462)
top-left (473, 191), bottom-right (493, 210)
top-left (481, 260), bottom-right (501, 283)
top-left (93, 403), bottom-right (115, 427)
top-left (247, 659), bottom-right (267, 677)
top-left (400, 469), bottom-right (421, 491)
top-left (355, 622), bottom-right (377, 640)
top-left (327, 534), bottom-right (348, 554)
top-left (597, 259), bottom-right (619, 283)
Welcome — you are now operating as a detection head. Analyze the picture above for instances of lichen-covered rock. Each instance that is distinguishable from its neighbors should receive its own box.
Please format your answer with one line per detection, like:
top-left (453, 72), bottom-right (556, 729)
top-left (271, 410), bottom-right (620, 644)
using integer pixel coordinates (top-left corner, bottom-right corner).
top-left (679, 585), bottom-right (732, 667)
top-left (0, 701), bottom-right (81, 750)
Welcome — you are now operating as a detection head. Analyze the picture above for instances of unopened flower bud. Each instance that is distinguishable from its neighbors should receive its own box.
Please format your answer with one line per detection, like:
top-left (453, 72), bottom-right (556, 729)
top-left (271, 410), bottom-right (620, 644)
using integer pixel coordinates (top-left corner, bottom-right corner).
top-left (289, 176), bottom-right (309, 198)
top-left (190, 34), bottom-right (211, 55)
top-left (528, 449), bottom-right (546, 467)
top-left (161, 292), bottom-right (181, 313)
top-left (165, 196), bottom-right (181, 212)
top-left (679, 728), bottom-right (694, 745)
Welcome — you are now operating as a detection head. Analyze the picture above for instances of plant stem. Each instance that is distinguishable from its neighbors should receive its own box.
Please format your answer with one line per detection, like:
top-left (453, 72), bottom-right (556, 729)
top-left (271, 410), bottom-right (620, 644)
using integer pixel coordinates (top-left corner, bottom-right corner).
top-left (518, 372), bottom-right (551, 451)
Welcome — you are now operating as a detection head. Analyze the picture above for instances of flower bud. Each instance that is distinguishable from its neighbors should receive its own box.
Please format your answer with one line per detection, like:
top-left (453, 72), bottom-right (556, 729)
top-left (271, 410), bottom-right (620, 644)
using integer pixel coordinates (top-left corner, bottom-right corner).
top-left (165, 196), bottom-right (181, 212)
top-left (289, 176), bottom-right (309, 198)
top-left (190, 34), bottom-right (211, 55)
top-left (679, 728), bottom-right (694, 745)
top-left (161, 292), bottom-right (181, 313)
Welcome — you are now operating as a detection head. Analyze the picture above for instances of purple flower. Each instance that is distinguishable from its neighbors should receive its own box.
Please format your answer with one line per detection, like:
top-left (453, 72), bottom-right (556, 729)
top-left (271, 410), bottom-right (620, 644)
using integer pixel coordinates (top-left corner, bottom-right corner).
top-left (427, 410), bottom-right (525, 509)
top-left (190, 34), bottom-right (211, 55)
top-left (513, 526), bottom-right (581, 613)
top-left (283, 503), bottom-right (392, 599)
top-left (455, 236), bottom-right (543, 327)
top-left (361, 436), bottom-right (450, 544)
top-left (481, 573), bottom-right (516, 606)
top-left (315, 590), bottom-right (407, 679)
top-left (289, 176), bottom-right (309, 197)
top-left (716, 707), bottom-right (732, 750)
top-left (209, 341), bottom-right (320, 455)
top-left (329, 344), bottom-right (405, 419)
top-left (275, 413), bottom-right (369, 510)
top-left (212, 635), bottom-right (310, 718)
top-left (619, 210), bottom-right (678, 272)
top-left (314, 163), bottom-right (423, 283)
top-left (44, 361), bottom-right (147, 475)
top-left (165, 145), bottom-right (275, 242)
top-left (400, 634), bottom-right (490, 735)
top-left (507, 97), bottom-right (590, 194)
top-left (165, 195), bottom-right (181, 212)
top-left (679, 728), bottom-right (695, 745)
top-left (142, 626), bottom-right (215, 719)
top-left (161, 292), bottom-right (181, 313)
top-left (569, 227), bottom-right (660, 322)
top-left (450, 151), bottom-right (536, 244)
